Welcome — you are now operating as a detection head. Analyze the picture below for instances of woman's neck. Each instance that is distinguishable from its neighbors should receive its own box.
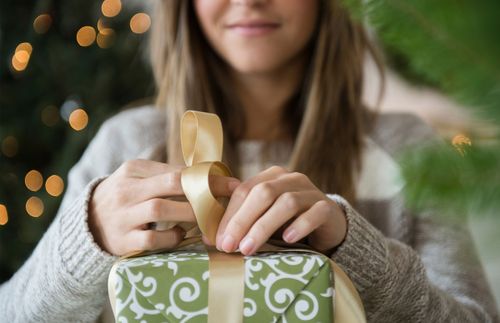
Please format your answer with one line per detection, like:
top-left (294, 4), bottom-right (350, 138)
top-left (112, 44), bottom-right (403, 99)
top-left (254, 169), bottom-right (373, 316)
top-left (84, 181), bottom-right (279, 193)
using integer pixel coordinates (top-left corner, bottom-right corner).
top-left (230, 55), bottom-right (306, 141)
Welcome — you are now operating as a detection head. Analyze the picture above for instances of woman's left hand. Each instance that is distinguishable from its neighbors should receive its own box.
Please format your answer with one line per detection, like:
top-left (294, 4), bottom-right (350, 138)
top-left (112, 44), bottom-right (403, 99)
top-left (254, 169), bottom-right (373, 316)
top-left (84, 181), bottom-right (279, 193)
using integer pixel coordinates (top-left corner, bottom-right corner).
top-left (213, 166), bottom-right (347, 256)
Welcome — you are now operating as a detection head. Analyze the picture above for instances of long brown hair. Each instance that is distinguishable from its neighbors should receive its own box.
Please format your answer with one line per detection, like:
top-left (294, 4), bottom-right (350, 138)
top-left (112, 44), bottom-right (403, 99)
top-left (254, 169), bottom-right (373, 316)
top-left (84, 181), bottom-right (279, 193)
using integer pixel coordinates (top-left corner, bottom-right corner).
top-left (150, 0), bottom-right (384, 203)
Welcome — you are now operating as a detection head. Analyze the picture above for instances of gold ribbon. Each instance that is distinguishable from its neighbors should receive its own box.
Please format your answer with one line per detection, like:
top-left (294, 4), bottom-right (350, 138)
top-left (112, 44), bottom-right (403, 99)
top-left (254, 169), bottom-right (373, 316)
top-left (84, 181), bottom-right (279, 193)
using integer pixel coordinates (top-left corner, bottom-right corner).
top-left (108, 110), bottom-right (366, 323)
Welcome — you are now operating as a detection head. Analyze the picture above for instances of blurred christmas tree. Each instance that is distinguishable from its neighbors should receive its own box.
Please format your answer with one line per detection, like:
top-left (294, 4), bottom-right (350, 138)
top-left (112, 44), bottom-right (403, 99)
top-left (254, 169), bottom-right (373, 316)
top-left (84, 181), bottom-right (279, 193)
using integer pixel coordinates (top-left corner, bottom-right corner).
top-left (344, 0), bottom-right (500, 215)
top-left (0, 0), bottom-right (154, 280)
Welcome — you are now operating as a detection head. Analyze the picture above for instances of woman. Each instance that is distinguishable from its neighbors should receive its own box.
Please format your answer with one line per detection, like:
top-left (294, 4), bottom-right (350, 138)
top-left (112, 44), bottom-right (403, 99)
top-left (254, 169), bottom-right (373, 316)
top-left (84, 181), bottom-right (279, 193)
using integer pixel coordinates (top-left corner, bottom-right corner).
top-left (0, 0), bottom-right (498, 322)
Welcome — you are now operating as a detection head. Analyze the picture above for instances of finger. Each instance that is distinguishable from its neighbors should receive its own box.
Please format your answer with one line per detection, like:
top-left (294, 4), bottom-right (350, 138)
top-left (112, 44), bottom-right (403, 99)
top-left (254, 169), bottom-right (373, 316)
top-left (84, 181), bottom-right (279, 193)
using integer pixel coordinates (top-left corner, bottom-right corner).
top-left (123, 171), bottom-right (240, 204)
top-left (218, 173), bottom-right (312, 252)
top-left (117, 159), bottom-right (184, 178)
top-left (282, 199), bottom-right (341, 252)
top-left (208, 175), bottom-right (241, 197)
top-left (238, 190), bottom-right (321, 255)
top-left (215, 166), bottom-right (290, 246)
top-left (128, 226), bottom-right (186, 253)
top-left (128, 198), bottom-right (196, 228)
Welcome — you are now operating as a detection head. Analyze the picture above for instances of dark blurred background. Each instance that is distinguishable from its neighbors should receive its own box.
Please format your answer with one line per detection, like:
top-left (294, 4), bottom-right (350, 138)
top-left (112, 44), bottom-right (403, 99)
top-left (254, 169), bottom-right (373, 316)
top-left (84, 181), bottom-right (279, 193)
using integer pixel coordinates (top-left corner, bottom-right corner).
top-left (0, 0), bottom-right (154, 278)
top-left (1, 0), bottom-right (499, 305)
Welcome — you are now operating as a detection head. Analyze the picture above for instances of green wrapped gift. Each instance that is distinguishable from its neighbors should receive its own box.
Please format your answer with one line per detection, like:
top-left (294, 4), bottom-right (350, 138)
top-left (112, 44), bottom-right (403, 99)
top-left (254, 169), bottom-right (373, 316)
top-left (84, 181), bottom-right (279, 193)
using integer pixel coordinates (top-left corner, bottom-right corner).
top-left (108, 246), bottom-right (334, 322)
top-left (107, 111), bottom-right (364, 323)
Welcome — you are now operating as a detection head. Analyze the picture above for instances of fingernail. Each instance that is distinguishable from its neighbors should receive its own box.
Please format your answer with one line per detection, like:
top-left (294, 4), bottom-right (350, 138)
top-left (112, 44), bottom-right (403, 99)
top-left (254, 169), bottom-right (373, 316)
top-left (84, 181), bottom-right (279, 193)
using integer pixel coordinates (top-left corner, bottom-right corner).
top-left (240, 237), bottom-right (255, 255)
top-left (283, 228), bottom-right (298, 243)
top-left (221, 234), bottom-right (236, 252)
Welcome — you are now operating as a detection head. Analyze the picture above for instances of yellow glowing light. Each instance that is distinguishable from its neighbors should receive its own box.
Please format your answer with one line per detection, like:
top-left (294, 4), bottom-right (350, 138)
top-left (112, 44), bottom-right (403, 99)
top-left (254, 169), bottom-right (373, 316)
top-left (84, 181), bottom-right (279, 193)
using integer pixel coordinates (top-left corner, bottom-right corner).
top-left (11, 42), bottom-right (33, 72)
top-left (101, 0), bottom-right (122, 18)
top-left (41, 105), bottom-right (60, 126)
top-left (452, 134), bottom-right (472, 156)
top-left (0, 204), bottom-right (8, 225)
top-left (1, 136), bottom-right (19, 157)
top-left (76, 26), bottom-right (96, 47)
top-left (33, 14), bottom-right (52, 34)
top-left (97, 28), bottom-right (115, 48)
top-left (14, 50), bottom-right (30, 64)
top-left (69, 108), bottom-right (89, 131)
top-left (130, 13), bottom-right (151, 34)
top-left (16, 42), bottom-right (33, 54)
top-left (45, 175), bottom-right (65, 197)
top-left (25, 170), bottom-right (44, 192)
top-left (97, 18), bottom-right (107, 32)
top-left (26, 197), bottom-right (44, 217)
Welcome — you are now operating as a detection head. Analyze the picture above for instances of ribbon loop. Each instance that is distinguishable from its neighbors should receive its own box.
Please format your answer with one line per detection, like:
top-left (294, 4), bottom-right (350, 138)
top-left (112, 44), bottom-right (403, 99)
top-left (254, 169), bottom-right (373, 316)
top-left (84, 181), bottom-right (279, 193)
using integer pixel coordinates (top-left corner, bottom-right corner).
top-left (181, 110), bottom-right (224, 166)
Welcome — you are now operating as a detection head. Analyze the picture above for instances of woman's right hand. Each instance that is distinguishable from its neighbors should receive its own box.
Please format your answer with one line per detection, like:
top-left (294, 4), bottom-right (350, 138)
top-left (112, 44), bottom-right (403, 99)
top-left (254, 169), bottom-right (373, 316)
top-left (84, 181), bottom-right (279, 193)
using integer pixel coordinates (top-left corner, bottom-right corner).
top-left (88, 159), bottom-right (240, 256)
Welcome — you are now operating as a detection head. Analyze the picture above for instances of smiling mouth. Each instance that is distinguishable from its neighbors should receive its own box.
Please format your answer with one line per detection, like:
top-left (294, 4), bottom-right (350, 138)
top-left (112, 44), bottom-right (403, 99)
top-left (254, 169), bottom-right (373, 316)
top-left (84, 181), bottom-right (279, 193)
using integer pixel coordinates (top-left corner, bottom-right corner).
top-left (226, 22), bottom-right (280, 36)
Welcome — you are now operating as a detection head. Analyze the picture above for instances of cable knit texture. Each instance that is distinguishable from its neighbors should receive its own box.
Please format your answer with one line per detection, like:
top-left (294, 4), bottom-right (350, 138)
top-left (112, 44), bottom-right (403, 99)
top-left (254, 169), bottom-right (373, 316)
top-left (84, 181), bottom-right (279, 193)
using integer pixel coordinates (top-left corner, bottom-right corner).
top-left (0, 106), bottom-right (498, 323)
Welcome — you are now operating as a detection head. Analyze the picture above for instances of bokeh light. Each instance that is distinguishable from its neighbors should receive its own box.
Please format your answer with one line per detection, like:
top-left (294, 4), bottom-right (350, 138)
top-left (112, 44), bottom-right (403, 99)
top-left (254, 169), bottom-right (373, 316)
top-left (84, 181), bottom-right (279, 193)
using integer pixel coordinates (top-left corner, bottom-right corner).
top-left (41, 105), bottom-right (60, 126)
top-left (25, 170), bottom-right (44, 192)
top-left (11, 42), bottom-right (33, 72)
top-left (33, 14), bottom-right (52, 34)
top-left (101, 0), bottom-right (122, 18)
top-left (130, 13), bottom-right (151, 34)
top-left (0, 204), bottom-right (8, 226)
top-left (45, 175), bottom-right (65, 197)
top-left (97, 28), bottom-right (116, 48)
top-left (97, 18), bottom-right (108, 32)
top-left (69, 108), bottom-right (89, 131)
top-left (1, 136), bottom-right (19, 157)
top-left (76, 26), bottom-right (96, 47)
top-left (26, 197), bottom-right (44, 218)
top-left (452, 134), bottom-right (472, 156)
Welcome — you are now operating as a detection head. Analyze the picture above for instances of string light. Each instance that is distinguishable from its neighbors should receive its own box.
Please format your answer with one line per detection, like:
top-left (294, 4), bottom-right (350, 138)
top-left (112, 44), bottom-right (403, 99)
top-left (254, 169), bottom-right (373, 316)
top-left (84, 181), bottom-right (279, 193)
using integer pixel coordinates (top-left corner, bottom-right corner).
top-left (101, 0), bottom-right (122, 18)
top-left (11, 42), bottom-right (33, 72)
top-left (26, 197), bottom-right (44, 217)
top-left (1, 136), bottom-right (19, 157)
top-left (69, 108), bottom-right (89, 131)
top-left (0, 204), bottom-right (8, 226)
top-left (130, 13), bottom-right (151, 34)
top-left (45, 175), bottom-right (64, 197)
top-left (25, 170), bottom-right (44, 192)
top-left (76, 26), bottom-right (96, 47)
top-left (33, 14), bottom-right (52, 34)
top-left (41, 105), bottom-right (60, 126)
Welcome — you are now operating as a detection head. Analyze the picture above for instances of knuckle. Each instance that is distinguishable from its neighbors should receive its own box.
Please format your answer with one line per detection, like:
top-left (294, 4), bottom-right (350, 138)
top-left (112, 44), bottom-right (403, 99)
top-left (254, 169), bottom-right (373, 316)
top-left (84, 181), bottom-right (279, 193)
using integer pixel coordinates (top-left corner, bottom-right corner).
top-left (280, 192), bottom-right (300, 211)
top-left (269, 165), bottom-right (288, 174)
top-left (165, 170), bottom-right (181, 187)
top-left (146, 199), bottom-right (163, 220)
top-left (290, 171), bottom-right (305, 181)
top-left (119, 160), bottom-right (138, 175)
top-left (234, 185), bottom-right (251, 200)
top-left (228, 217), bottom-right (246, 236)
top-left (315, 200), bottom-right (333, 214)
top-left (251, 221), bottom-right (269, 240)
top-left (253, 182), bottom-right (275, 201)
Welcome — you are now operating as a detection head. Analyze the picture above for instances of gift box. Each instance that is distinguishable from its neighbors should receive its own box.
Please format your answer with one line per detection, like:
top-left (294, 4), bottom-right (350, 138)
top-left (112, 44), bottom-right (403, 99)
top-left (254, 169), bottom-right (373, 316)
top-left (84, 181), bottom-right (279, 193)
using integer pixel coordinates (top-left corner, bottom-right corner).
top-left (109, 245), bottom-right (334, 322)
top-left (107, 110), bottom-right (364, 323)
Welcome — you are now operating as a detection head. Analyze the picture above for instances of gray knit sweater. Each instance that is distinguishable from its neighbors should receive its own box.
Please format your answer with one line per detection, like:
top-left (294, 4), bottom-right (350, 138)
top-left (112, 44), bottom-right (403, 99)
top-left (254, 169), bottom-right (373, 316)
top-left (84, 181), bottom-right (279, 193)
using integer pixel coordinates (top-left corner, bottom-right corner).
top-left (0, 106), bottom-right (498, 322)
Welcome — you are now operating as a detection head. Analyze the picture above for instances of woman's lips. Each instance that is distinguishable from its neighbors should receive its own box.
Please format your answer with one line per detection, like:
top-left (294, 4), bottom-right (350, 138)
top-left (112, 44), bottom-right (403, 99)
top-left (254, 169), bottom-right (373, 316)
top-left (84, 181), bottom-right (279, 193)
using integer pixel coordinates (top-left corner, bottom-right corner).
top-left (226, 21), bottom-right (280, 36)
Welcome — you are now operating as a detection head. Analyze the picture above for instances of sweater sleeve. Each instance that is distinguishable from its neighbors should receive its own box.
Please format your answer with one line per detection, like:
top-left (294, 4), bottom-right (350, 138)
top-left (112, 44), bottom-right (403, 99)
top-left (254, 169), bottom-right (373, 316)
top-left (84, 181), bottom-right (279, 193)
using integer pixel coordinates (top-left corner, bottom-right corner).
top-left (0, 106), bottom-right (165, 323)
top-left (327, 194), bottom-right (499, 322)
